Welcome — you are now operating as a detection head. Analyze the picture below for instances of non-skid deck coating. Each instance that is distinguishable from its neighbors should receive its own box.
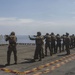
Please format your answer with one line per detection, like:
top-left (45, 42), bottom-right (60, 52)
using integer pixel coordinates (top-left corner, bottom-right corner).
top-left (0, 45), bottom-right (75, 75)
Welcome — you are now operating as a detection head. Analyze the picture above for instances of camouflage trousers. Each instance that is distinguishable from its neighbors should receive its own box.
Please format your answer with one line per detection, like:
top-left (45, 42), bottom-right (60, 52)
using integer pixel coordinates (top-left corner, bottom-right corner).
top-left (34, 45), bottom-right (42, 60)
top-left (7, 45), bottom-right (17, 64)
top-left (65, 44), bottom-right (70, 55)
top-left (45, 43), bottom-right (52, 56)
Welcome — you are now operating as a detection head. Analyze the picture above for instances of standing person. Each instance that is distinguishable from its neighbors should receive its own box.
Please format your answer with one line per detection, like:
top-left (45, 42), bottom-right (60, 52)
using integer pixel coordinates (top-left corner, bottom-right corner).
top-left (56, 34), bottom-right (61, 53)
top-left (29, 32), bottom-right (44, 61)
top-left (61, 34), bottom-right (66, 51)
top-left (65, 33), bottom-right (70, 55)
top-left (74, 35), bottom-right (75, 48)
top-left (5, 32), bottom-right (17, 66)
top-left (33, 35), bottom-right (44, 58)
top-left (51, 32), bottom-right (56, 54)
top-left (70, 35), bottom-right (74, 49)
top-left (44, 33), bottom-right (52, 56)
top-left (71, 34), bottom-right (74, 48)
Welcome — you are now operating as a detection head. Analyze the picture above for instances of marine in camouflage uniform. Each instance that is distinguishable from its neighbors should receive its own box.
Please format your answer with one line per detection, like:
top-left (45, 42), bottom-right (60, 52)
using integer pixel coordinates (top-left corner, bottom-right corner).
top-left (71, 34), bottom-right (74, 48)
top-left (51, 32), bottom-right (56, 54)
top-left (70, 35), bottom-right (74, 49)
top-left (61, 34), bottom-right (66, 51)
top-left (29, 32), bottom-right (44, 61)
top-left (33, 35), bottom-right (44, 58)
top-left (56, 34), bottom-right (61, 53)
top-left (65, 33), bottom-right (70, 55)
top-left (74, 35), bottom-right (75, 48)
top-left (5, 32), bottom-right (17, 66)
top-left (44, 33), bottom-right (52, 56)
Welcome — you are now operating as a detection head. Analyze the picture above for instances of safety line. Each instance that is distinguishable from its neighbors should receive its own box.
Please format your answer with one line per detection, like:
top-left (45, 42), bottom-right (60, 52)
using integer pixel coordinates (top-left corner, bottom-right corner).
top-left (33, 56), bottom-right (75, 75)
top-left (0, 53), bottom-right (75, 75)
top-left (19, 53), bottom-right (75, 74)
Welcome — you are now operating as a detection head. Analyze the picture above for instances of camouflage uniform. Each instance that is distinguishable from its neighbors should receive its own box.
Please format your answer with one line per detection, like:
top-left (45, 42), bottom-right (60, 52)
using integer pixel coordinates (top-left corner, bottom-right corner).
top-left (70, 35), bottom-right (74, 49)
top-left (65, 33), bottom-right (70, 55)
top-left (74, 35), bottom-right (75, 47)
top-left (56, 34), bottom-right (61, 53)
top-left (5, 32), bottom-right (17, 66)
top-left (44, 33), bottom-right (52, 56)
top-left (71, 34), bottom-right (74, 48)
top-left (51, 33), bottom-right (56, 54)
top-left (62, 34), bottom-right (66, 51)
top-left (29, 32), bottom-right (44, 61)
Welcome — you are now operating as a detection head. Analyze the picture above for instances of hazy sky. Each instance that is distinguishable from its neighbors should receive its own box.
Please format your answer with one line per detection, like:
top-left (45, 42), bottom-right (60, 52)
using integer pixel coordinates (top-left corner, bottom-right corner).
top-left (0, 0), bottom-right (75, 35)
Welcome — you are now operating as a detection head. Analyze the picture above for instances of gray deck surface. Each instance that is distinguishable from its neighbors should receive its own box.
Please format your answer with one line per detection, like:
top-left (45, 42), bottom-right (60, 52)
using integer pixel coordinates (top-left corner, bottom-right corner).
top-left (0, 45), bottom-right (75, 75)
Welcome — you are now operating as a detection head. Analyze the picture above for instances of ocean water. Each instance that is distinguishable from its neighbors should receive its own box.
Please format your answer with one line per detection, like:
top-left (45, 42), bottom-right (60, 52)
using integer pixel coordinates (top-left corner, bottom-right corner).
top-left (0, 35), bottom-right (63, 44)
top-left (0, 35), bottom-right (35, 44)
top-left (17, 35), bottom-right (35, 43)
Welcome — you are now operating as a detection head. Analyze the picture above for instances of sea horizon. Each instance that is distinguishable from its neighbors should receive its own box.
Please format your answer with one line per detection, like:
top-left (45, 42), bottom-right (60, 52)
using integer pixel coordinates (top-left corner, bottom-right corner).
top-left (0, 35), bottom-right (35, 44)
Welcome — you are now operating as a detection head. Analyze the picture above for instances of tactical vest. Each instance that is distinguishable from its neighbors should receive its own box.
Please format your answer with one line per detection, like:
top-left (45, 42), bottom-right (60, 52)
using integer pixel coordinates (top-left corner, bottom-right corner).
top-left (45, 35), bottom-right (51, 43)
top-left (9, 35), bottom-right (17, 45)
top-left (65, 36), bottom-right (70, 44)
top-left (51, 35), bottom-right (56, 42)
top-left (57, 36), bottom-right (61, 43)
top-left (36, 36), bottom-right (44, 45)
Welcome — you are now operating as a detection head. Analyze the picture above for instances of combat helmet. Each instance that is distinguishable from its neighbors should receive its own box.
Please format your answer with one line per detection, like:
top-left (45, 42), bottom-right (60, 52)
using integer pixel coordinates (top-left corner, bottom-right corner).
top-left (10, 31), bottom-right (15, 35)
top-left (46, 33), bottom-right (49, 35)
top-left (37, 32), bottom-right (41, 36)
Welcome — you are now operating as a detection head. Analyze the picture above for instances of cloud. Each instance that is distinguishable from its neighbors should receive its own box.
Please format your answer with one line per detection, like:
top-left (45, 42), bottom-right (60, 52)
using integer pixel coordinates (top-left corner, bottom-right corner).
top-left (0, 17), bottom-right (75, 27)
top-left (19, 19), bottom-right (34, 23)
top-left (0, 17), bottom-right (16, 21)
top-left (0, 17), bottom-right (34, 25)
top-left (0, 17), bottom-right (75, 35)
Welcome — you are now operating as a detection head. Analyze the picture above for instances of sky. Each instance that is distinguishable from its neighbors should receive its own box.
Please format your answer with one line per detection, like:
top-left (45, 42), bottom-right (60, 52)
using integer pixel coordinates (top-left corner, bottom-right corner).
top-left (0, 0), bottom-right (75, 35)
